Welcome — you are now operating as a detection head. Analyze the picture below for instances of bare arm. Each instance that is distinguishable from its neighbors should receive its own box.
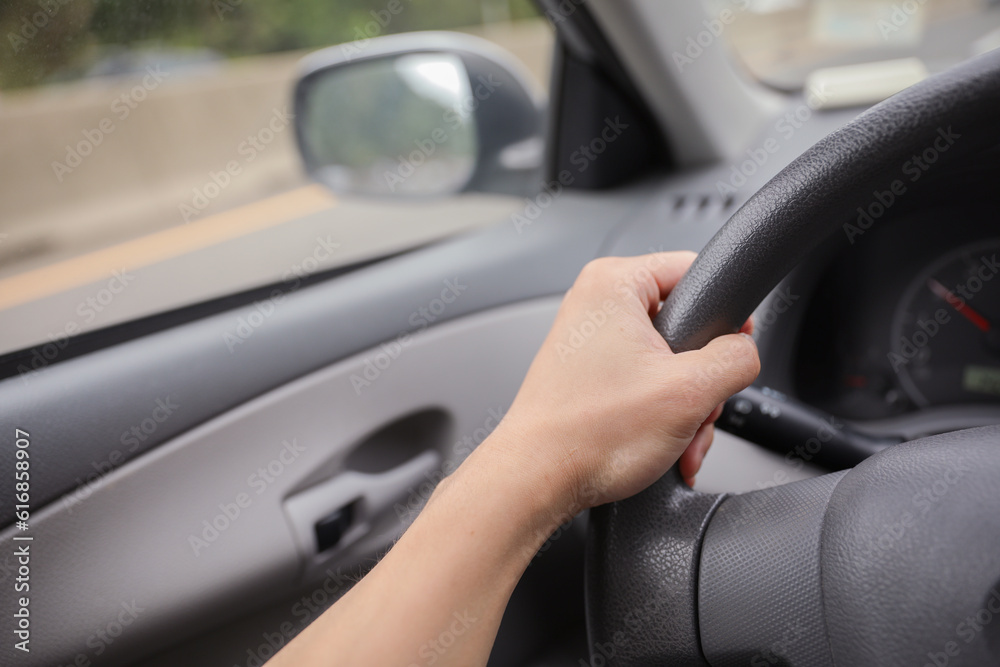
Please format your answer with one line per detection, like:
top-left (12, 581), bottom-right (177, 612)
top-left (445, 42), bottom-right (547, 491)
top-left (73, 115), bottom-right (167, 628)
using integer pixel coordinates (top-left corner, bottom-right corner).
top-left (268, 252), bottom-right (760, 667)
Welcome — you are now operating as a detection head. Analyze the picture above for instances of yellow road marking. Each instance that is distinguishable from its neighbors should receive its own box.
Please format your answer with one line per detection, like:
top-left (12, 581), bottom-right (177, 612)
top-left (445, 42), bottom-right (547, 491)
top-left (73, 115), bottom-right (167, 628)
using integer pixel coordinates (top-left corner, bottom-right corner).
top-left (0, 185), bottom-right (337, 311)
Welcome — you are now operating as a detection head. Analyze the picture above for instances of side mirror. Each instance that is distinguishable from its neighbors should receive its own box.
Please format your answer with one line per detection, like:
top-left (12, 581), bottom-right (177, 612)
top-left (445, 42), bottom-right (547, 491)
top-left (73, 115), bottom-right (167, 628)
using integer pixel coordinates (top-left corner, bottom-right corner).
top-left (293, 31), bottom-right (546, 198)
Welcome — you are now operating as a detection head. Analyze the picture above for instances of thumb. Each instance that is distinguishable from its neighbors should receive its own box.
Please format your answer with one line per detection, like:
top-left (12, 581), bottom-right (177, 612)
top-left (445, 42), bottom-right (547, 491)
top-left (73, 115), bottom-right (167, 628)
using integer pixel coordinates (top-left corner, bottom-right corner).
top-left (670, 333), bottom-right (760, 414)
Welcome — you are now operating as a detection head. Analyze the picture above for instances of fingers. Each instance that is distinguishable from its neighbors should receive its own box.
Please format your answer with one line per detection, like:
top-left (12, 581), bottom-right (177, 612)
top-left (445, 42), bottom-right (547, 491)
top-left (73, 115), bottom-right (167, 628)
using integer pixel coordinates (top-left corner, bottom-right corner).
top-left (679, 402), bottom-right (724, 486)
top-left (577, 252), bottom-right (695, 316)
top-left (679, 422), bottom-right (714, 486)
top-left (669, 332), bottom-right (760, 422)
top-left (704, 402), bottom-right (724, 425)
top-left (644, 251), bottom-right (698, 303)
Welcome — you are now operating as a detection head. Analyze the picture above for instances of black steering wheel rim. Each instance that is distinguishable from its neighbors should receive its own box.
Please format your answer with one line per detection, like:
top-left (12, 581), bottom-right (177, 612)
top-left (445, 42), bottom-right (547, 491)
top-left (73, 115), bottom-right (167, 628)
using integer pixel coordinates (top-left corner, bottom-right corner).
top-left (653, 49), bottom-right (1000, 354)
top-left (587, 48), bottom-right (1000, 667)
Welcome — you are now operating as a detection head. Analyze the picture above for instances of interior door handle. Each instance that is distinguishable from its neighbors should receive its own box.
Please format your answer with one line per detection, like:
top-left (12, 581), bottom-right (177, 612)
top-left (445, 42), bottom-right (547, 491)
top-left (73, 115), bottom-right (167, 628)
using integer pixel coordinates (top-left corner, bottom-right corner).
top-left (283, 450), bottom-right (441, 576)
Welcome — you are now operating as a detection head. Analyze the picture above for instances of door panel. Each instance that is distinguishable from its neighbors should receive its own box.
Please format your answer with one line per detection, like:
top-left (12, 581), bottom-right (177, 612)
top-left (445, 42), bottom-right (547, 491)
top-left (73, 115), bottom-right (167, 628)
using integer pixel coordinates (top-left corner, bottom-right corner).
top-left (0, 297), bottom-right (560, 666)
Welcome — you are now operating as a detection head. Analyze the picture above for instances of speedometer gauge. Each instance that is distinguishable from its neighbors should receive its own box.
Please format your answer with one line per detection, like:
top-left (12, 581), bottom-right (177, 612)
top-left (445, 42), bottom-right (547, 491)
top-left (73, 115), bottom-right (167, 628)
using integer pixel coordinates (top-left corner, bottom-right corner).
top-left (889, 239), bottom-right (1000, 407)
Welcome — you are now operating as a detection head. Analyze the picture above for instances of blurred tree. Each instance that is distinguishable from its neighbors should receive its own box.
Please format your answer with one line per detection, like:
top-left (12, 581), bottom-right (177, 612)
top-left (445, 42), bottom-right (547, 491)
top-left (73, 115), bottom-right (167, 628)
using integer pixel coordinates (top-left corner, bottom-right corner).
top-left (1, 0), bottom-right (98, 88)
top-left (1, 0), bottom-right (539, 89)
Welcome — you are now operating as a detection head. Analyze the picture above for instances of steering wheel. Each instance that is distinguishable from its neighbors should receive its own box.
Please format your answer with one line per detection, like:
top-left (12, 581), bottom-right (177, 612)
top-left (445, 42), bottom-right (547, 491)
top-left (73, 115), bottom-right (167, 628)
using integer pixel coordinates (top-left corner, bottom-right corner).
top-left (586, 49), bottom-right (1000, 666)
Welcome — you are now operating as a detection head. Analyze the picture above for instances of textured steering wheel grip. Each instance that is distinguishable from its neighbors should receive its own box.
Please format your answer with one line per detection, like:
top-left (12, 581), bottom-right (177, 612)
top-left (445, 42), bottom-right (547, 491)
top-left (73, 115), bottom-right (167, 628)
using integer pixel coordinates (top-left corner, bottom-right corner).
top-left (654, 47), bottom-right (1000, 353)
top-left (585, 467), bottom-right (725, 666)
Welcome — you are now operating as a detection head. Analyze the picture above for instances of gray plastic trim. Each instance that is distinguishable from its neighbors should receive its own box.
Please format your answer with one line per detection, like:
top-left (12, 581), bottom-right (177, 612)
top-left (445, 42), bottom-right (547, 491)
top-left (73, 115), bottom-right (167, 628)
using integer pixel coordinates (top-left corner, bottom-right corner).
top-left (0, 296), bottom-right (561, 667)
top-left (586, 0), bottom-right (785, 166)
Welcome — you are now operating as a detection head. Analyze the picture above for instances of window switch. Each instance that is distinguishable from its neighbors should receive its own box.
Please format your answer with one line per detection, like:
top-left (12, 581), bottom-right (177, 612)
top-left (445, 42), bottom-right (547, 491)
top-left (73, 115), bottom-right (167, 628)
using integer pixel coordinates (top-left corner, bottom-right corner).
top-left (314, 503), bottom-right (354, 553)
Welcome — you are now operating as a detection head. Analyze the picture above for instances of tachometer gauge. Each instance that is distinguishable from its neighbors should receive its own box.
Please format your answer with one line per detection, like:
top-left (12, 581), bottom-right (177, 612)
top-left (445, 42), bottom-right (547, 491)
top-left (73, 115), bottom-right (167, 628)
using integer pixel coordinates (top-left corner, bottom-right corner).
top-left (889, 239), bottom-right (1000, 407)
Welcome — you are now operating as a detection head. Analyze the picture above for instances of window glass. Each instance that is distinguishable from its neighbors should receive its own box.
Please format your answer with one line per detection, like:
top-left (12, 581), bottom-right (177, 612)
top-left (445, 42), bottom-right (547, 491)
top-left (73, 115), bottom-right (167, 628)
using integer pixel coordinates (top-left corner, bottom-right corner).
top-left (0, 0), bottom-right (551, 354)
top-left (704, 0), bottom-right (1000, 88)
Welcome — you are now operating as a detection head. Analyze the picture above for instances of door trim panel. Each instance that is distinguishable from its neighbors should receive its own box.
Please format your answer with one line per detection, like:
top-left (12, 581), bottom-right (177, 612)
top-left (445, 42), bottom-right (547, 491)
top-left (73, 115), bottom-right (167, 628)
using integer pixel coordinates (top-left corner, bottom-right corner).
top-left (0, 297), bottom-right (561, 667)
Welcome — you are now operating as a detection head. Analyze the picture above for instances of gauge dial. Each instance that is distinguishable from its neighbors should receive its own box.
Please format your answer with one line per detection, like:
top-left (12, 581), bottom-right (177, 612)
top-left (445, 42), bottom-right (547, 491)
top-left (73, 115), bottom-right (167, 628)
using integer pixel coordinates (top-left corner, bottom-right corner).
top-left (890, 239), bottom-right (1000, 408)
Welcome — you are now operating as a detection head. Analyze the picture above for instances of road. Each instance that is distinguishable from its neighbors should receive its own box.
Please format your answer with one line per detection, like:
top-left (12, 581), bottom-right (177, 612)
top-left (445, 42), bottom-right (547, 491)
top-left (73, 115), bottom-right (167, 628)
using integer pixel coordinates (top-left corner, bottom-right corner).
top-left (0, 186), bottom-right (523, 354)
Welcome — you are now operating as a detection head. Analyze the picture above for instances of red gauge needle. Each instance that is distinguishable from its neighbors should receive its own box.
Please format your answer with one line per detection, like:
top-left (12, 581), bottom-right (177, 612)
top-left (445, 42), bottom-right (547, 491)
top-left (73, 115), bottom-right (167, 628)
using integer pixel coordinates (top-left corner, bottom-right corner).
top-left (926, 278), bottom-right (991, 332)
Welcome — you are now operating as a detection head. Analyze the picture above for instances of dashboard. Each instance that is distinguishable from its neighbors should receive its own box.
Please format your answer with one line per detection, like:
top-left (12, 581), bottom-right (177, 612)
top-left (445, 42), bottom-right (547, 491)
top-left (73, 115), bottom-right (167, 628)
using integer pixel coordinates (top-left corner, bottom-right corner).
top-left (792, 163), bottom-right (1000, 433)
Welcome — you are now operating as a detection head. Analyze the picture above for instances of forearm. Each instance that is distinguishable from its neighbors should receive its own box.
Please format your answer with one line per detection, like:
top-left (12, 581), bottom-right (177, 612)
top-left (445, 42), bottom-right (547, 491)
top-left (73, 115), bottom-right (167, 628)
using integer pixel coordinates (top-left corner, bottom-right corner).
top-left (266, 253), bottom-right (760, 666)
top-left (269, 426), bottom-right (569, 667)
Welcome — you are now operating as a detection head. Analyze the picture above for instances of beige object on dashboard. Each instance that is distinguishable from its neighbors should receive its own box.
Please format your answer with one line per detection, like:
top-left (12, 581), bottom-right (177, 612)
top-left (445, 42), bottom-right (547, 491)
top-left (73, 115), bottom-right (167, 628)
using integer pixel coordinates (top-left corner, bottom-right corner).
top-left (806, 57), bottom-right (929, 110)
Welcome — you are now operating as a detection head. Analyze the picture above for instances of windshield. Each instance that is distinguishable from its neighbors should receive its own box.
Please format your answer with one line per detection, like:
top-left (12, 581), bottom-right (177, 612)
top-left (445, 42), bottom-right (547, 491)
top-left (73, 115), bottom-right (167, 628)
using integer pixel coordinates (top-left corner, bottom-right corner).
top-left (706, 0), bottom-right (1000, 88)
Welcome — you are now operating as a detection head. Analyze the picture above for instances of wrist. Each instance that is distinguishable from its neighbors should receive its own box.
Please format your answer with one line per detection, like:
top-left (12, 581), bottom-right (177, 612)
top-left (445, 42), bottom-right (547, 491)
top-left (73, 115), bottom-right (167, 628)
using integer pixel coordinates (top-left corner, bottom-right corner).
top-left (452, 422), bottom-right (588, 552)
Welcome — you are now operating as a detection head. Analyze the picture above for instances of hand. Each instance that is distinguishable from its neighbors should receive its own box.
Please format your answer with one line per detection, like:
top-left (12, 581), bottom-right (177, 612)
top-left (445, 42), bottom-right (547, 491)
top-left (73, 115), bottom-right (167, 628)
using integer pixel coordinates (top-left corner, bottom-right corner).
top-left (488, 252), bottom-right (759, 508)
top-left (269, 252), bottom-right (761, 667)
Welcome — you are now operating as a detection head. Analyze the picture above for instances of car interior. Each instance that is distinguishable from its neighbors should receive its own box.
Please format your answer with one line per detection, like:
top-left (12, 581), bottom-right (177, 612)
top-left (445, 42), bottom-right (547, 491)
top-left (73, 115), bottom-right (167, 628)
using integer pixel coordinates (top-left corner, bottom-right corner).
top-left (2, 0), bottom-right (1000, 665)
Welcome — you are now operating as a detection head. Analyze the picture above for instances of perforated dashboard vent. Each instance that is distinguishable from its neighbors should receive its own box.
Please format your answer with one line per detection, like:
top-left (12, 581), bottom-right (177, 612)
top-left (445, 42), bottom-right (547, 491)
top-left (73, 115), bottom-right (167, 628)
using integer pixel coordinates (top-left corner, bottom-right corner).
top-left (662, 192), bottom-right (736, 222)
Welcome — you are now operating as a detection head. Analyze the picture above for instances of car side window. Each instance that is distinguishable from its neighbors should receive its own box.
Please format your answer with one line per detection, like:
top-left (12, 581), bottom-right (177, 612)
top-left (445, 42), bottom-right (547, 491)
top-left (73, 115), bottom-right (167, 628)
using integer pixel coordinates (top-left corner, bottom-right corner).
top-left (0, 0), bottom-right (552, 355)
